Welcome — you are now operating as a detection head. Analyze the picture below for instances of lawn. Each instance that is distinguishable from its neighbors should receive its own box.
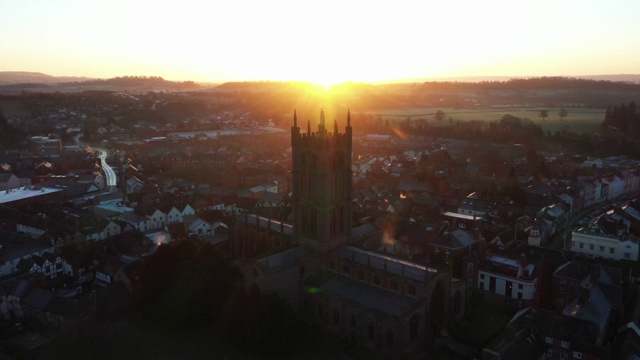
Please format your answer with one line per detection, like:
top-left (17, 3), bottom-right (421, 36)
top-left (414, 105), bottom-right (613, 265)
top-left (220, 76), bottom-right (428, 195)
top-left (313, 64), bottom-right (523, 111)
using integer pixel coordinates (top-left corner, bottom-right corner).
top-left (450, 301), bottom-right (514, 348)
top-left (358, 107), bottom-right (606, 134)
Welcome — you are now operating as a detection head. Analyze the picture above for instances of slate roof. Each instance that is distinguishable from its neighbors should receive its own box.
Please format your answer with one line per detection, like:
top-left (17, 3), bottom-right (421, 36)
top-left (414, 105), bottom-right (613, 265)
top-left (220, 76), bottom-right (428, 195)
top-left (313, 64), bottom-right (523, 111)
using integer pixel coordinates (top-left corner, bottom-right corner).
top-left (302, 271), bottom-right (422, 317)
top-left (257, 246), bottom-right (311, 269)
top-left (340, 246), bottom-right (438, 283)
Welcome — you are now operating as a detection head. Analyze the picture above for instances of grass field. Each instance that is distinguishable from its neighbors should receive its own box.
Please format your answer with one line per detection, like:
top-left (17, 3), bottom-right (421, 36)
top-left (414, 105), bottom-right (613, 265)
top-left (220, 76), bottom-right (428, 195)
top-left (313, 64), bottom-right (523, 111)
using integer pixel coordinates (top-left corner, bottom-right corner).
top-left (359, 107), bottom-right (606, 134)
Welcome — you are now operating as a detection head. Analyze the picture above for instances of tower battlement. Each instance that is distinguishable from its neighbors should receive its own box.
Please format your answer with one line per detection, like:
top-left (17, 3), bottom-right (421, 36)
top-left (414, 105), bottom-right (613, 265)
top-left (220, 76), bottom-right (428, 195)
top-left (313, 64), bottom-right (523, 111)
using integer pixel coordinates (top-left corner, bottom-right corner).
top-left (291, 109), bottom-right (353, 252)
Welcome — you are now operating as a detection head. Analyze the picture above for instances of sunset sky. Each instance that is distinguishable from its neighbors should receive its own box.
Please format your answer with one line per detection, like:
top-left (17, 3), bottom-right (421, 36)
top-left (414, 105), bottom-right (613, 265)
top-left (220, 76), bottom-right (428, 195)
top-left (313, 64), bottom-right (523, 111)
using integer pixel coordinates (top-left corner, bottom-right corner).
top-left (1, 0), bottom-right (639, 84)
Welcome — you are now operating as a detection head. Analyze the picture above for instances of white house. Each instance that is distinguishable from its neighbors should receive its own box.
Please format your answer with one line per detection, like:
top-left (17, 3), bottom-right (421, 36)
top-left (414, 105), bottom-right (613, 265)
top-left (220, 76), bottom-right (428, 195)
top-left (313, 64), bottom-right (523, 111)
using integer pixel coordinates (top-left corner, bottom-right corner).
top-left (165, 206), bottom-right (183, 225)
top-left (180, 204), bottom-right (196, 218)
top-left (571, 226), bottom-right (638, 261)
top-left (477, 254), bottom-right (537, 307)
top-left (84, 220), bottom-right (122, 241)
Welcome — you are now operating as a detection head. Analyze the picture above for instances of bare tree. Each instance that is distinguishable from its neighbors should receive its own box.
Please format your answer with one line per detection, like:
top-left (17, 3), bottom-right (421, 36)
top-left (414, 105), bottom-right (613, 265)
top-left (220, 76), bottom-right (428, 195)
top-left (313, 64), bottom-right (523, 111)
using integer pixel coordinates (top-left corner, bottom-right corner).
top-left (434, 110), bottom-right (445, 124)
top-left (538, 109), bottom-right (548, 122)
top-left (558, 109), bottom-right (568, 121)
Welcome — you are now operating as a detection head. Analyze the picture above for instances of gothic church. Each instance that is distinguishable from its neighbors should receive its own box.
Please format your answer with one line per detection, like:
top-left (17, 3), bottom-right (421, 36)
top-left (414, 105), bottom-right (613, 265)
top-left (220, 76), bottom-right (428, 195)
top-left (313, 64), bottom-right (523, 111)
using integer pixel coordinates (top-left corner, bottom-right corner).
top-left (232, 110), bottom-right (454, 357)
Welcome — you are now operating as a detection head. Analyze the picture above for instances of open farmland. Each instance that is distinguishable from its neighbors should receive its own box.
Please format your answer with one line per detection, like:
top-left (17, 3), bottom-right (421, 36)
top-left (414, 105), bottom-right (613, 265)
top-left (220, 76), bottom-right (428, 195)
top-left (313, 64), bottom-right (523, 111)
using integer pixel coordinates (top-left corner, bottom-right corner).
top-left (358, 107), bottom-right (606, 134)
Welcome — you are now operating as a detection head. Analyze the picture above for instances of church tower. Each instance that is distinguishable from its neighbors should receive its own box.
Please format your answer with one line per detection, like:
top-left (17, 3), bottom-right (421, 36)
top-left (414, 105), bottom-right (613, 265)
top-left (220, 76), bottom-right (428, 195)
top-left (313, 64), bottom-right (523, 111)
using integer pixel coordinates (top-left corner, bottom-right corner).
top-left (291, 109), bottom-right (353, 252)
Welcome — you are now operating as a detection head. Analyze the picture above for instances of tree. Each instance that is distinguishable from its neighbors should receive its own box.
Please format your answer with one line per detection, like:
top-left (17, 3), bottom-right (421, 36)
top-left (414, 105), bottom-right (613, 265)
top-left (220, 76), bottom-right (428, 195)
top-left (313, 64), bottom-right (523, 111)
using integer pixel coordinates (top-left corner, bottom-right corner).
top-left (434, 110), bottom-right (445, 124)
top-left (558, 109), bottom-right (568, 121)
top-left (538, 109), bottom-right (548, 122)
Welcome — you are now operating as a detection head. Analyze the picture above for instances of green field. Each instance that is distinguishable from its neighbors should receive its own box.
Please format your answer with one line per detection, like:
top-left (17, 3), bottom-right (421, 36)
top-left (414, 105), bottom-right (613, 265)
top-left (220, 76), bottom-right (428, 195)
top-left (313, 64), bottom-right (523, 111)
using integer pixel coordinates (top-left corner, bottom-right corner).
top-left (360, 107), bottom-right (606, 134)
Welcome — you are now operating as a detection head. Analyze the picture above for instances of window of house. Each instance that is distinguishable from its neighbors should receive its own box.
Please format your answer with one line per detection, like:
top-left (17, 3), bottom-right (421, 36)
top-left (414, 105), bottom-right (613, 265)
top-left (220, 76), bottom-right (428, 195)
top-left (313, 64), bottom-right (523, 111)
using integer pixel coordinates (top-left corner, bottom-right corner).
top-left (624, 252), bottom-right (632, 259)
top-left (560, 285), bottom-right (566, 295)
top-left (599, 246), bottom-right (605, 252)
top-left (489, 277), bottom-right (496, 292)
top-left (579, 242), bottom-right (584, 249)
top-left (589, 244), bottom-right (594, 250)
top-left (480, 273), bottom-right (485, 280)
top-left (573, 351), bottom-right (582, 359)
top-left (560, 352), bottom-right (568, 360)
top-left (343, 266), bottom-right (350, 275)
top-left (410, 315), bottom-right (419, 340)
top-left (561, 341), bottom-right (569, 348)
top-left (389, 280), bottom-right (398, 291)
top-left (609, 248), bottom-right (615, 254)
top-left (517, 292), bottom-right (523, 300)
top-left (547, 349), bottom-right (553, 358)
top-left (545, 337), bottom-right (553, 345)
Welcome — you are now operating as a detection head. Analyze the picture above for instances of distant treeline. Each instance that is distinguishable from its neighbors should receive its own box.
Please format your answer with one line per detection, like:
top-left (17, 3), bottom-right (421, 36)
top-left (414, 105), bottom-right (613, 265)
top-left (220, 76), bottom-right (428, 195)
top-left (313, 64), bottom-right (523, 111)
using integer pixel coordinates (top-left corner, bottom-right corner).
top-left (602, 101), bottom-right (639, 133)
top-left (60, 75), bottom-right (201, 89)
top-left (419, 76), bottom-right (640, 91)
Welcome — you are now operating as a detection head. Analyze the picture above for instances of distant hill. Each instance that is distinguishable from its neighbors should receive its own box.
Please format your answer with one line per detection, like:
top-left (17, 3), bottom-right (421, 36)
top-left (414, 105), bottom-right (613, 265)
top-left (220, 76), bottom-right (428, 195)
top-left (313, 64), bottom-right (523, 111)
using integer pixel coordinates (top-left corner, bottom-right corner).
top-left (418, 74), bottom-right (640, 84)
top-left (0, 71), bottom-right (93, 85)
top-left (0, 73), bottom-right (202, 94)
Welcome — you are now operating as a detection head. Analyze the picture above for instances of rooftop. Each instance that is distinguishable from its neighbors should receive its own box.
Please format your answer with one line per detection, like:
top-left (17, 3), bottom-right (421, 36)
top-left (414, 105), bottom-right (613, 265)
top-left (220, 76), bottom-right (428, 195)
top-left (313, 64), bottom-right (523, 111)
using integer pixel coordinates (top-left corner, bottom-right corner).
top-left (0, 187), bottom-right (64, 205)
top-left (302, 271), bottom-right (421, 317)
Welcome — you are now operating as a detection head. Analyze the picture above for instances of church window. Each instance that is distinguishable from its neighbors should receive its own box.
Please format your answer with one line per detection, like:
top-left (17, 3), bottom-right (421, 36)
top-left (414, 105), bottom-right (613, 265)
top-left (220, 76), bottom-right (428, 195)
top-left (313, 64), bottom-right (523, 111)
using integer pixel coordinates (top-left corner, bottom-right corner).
top-left (389, 280), bottom-right (398, 291)
top-left (343, 266), bottom-right (350, 275)
top-left (373, 275), bottom-right (381, 286)
top-left (410, 314), bottom-right (419, 340)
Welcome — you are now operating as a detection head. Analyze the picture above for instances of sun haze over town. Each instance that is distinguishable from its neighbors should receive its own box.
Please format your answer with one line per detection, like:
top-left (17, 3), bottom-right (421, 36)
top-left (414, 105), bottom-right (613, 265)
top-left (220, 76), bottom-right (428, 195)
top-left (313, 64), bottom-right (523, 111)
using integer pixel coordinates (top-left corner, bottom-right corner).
top-left (0, 0), bottom-right (640, 359)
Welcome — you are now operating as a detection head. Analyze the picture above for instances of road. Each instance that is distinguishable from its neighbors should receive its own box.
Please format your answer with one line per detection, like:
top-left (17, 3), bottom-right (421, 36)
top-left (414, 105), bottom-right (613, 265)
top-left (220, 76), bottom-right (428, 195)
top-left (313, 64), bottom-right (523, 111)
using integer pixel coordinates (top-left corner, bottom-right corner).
top-left (96, 148), bottom-right (117, 190)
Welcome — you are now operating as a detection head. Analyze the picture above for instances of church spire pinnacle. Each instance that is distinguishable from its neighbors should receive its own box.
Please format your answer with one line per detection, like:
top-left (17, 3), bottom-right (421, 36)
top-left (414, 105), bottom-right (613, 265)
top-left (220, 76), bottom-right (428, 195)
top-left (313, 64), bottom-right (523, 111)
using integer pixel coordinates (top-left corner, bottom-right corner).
top-left (307, 119), bottom-right (311, 135)
top-left (334, 118), bottom-right (338, 135)
top-left (293, 109), bottom-right (297, 127)
top-left (347, 109), bottom-right (351, 127)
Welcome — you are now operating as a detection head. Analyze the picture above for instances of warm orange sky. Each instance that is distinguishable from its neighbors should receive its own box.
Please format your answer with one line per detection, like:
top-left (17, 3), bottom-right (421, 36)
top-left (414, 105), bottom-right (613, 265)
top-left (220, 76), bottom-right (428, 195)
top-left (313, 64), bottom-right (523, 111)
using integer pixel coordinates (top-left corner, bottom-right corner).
top-left (1, 0), bottom-right (639, 84)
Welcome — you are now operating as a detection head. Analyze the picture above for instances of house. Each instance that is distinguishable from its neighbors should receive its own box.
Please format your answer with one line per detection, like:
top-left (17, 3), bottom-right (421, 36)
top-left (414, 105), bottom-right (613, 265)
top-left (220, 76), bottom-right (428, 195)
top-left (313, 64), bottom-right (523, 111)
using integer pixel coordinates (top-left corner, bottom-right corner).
top-left (0, 278), bottom-right (29, 320)
top-left (134, 205), bottom-right (166, 230)
top-left (477, 252), bottom-right (538, 309)
top-left (530, 264), bottom-right (622, 360)
top-left (125, 176), bottom-right (145, 194)
top-left (0, 231), bottom-right (55, 278)
top-left (82, 219), bottom-right (122, 241)
top-left (20, 287), bottom-right (95, 330)
top-left (571, 212), bottom-right (639, 261)
top-left (0, 173), bottom-right (21, 191)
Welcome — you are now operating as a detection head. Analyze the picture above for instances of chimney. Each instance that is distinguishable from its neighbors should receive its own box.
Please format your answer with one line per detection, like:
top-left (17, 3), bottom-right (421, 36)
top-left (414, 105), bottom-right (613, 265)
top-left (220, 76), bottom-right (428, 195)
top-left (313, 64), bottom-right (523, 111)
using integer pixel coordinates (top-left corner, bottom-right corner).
top-left (520, 253), bottom-right (528, 268)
